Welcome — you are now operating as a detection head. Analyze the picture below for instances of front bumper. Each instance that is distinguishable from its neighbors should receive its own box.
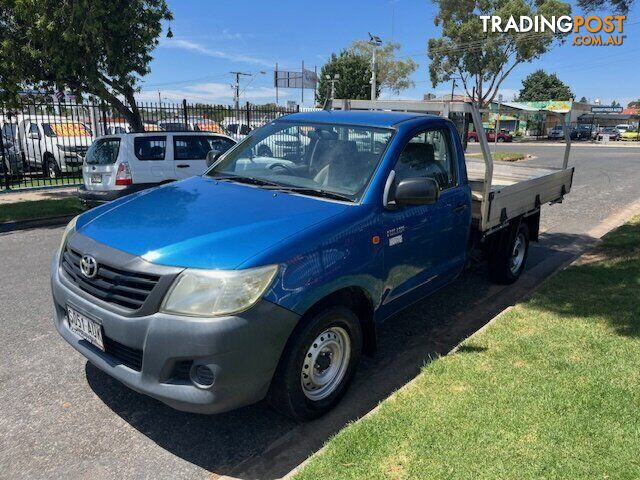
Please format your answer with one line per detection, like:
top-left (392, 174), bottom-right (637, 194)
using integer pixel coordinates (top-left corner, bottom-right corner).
top-left (51, 250), bottom-right (299, 414)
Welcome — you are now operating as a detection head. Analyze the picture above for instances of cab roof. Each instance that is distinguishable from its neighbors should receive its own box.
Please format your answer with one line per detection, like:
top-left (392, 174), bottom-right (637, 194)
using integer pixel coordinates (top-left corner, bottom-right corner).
top-left (277, 109), bottom-right (442, 128)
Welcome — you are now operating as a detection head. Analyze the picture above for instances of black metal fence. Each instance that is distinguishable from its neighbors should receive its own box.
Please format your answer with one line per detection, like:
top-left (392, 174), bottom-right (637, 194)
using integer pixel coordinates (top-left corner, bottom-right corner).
top-left (0, 98), bottom-right (299, 191)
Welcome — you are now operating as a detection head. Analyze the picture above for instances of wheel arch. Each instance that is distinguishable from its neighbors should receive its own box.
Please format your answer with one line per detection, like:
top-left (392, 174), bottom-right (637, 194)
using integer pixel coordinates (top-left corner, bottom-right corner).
top-left (293, 286), bottom-right (377, 357)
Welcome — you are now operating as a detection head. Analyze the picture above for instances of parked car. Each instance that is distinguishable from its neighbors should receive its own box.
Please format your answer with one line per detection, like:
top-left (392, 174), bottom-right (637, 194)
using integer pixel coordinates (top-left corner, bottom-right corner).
top-left (620, 129), bottom-right (640, 141)
top-left (52, 108), bottom-right (573, 420)
top-left (78, 131), bottom-right (236, 207)
top-left (570, 125), bottom-right (593, 140)
top-left (467, 129), bottom-right (512, 143)
top-left (16, 117), bottom-right (92, 178)
top-left (159, 118), bottom-right (226, 134)
top-left (596, 127), bottom-right (620, 141)
top-left (547, 125), bottom-right (567, 140)
top-left (615, 124), bottom-right (631, 133)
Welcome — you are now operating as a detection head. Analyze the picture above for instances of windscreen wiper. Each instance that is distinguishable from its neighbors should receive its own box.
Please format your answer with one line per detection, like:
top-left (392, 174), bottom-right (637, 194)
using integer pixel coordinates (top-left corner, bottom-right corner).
top-left (269, 186), bottom-right (354, 202)
top-left (211, 174), bottom-right (281, 188)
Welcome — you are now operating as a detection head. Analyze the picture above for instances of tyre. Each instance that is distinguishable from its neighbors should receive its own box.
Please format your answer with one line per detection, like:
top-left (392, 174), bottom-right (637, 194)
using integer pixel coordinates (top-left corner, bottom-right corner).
top-left (468, 136), bottom-right (476, 142)
top-left (488, 223), bottom-right (530, 284)
top-left (497, 137), bottom-right (505, 142)
top-left (268, 306), bottom-right (362, 421)
top-left (45, 156), bottom-right (60, 179)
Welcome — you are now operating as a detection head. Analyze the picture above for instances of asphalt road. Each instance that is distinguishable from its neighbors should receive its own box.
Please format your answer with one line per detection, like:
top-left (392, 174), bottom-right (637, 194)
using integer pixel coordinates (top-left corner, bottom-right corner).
top-left (1, 143), bottom-right (639, 480)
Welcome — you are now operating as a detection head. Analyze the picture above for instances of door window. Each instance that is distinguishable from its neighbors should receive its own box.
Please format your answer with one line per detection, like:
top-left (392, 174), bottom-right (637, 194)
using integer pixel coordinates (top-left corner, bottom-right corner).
top-left (134, 136), bottom-right (166, 160)
top-left (173, 135), bottom-right (235, 160)
top-left (29, 123), bottom-right (40, 138)
top-left (394, 128), bottom-right (456, 190)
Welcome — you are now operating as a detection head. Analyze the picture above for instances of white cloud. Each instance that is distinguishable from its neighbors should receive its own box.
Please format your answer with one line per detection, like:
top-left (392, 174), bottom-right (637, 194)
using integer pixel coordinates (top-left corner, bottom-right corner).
top-left (138, 81), bottom-right (287, 104)
top-left (160, 38), bottom-right (273, 67)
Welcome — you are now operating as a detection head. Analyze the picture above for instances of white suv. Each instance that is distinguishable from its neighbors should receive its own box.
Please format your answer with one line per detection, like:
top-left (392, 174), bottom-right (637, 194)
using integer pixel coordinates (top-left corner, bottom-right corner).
top-left (78, 131), bottom-right (236, 207)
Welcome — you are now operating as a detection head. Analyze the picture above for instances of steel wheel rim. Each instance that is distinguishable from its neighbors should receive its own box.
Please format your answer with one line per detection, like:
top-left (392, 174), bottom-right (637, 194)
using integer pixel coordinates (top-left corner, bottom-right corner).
top-left (48, 161), bottom-right (57, 178)
top-left (510, 232), bottom-right (526, 274)
top-left (301, 326), bottom-right (351, 401)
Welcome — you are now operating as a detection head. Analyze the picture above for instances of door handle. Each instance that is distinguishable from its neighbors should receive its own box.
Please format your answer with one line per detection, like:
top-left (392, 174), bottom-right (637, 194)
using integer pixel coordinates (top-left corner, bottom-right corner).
top-left (176, 164), bottom-right (190, 168)
top-left (453, 203), bottom-right (467, 213)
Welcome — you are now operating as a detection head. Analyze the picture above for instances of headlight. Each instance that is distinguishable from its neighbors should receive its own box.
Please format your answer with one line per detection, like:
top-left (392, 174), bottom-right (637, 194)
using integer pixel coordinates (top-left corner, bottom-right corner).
top-left (59, 215), bottom-right (79, 254)
top-left (161, 264), bottom-right (278, 317)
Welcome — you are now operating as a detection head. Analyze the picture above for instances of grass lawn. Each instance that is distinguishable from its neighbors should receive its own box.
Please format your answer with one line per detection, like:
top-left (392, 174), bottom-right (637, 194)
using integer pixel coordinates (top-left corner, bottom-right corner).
top-left (467, 151), bottom-right (529, 161)
top-left (0, 197), bottom-right (85, 223)
top-left (295, 216), bottom-right (640, 480)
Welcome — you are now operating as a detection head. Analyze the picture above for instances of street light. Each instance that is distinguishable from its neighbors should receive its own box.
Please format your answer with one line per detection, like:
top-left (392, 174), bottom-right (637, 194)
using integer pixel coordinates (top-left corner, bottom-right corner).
top-left (368, 32), bottom-right (382, 100)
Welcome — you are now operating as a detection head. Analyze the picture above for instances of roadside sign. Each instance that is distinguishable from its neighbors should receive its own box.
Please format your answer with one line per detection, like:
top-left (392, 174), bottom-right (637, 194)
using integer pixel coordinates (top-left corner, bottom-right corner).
top-left (274, 68), bottom-right (318, 89)
top-left (591, 106), bottom-right (623, 113)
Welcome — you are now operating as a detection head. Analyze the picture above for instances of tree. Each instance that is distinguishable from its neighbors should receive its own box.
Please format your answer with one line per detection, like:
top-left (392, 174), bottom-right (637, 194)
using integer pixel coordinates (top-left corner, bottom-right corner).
top-left (316, 41), bottom-right (417, 106)
top-left (0, 0), bottom-right (172, 131)
top-left (628, 99), bottom-right (640, 108)
top-left (518, 70), bottom-right (574, 101)
top-left (611, 100), bottom-right (620, 107)
top-left (316, 51), bottom-right (372, 106)
top-left (577, 0), bottom-right (632, 14)
top-left (349, 41), bottom-right (418, 94)
top-left (579, 96), bottom-right (588, 103)
top-left (428, 0), bottom-right (571, 107)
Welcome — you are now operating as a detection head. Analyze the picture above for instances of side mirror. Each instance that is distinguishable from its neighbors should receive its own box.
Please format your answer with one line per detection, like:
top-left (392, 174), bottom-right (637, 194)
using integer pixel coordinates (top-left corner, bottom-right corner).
top-left (206, 149), bottom-right (222, 167)
top-left (394, 177), bottom-right (439, 206)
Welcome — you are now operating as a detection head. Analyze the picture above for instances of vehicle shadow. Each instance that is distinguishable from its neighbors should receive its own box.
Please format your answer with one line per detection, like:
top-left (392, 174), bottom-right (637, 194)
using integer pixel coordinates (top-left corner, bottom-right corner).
top-left (86, 230), bottom-right (597, 479)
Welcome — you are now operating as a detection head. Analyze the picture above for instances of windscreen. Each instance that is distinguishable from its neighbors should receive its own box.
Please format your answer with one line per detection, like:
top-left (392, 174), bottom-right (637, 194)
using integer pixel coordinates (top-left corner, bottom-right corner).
top-left (85, 138), bottom-right (121, 165)
top-left (206, 121), bottom-right (393, 202)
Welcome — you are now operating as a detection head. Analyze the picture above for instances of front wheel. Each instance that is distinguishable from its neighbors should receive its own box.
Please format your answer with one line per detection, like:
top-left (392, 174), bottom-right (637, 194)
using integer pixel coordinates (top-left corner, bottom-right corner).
top-left (489, 223), bottom-right (530, 284)
top-left (268, 306), bottom-right (362, 421)
top-left (45, 157), bottom-right (61, 179)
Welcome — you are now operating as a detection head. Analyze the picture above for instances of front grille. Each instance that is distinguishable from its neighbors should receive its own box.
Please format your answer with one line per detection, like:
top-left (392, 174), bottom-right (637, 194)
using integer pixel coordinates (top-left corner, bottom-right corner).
top-left (103, 336), bottom-right (143, 371)
top-left (61, 245), bottom-right (160, 311)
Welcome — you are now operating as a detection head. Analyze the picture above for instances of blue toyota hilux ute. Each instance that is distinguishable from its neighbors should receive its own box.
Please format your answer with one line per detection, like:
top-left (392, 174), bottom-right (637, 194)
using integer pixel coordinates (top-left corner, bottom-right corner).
top-left (51, 110), bottom-right (538, 420)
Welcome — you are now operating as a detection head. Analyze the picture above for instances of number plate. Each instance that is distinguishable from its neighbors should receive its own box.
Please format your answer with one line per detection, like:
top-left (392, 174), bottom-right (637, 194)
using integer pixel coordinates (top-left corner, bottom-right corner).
top-left (67, 306), bottom-right (104, 351)
top-left (90, 173), bottom-right (102, 184)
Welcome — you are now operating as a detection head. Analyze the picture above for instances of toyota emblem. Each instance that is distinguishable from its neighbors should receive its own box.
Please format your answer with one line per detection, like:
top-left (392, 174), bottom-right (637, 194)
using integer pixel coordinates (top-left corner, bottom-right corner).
top-left (80, 255), bottom-right (98, 279)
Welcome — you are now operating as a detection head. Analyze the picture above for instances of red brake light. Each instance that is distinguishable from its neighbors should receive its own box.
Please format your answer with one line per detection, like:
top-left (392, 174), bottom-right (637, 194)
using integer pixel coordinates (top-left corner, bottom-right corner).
top-left (115, 162), bottom-right (132, 186)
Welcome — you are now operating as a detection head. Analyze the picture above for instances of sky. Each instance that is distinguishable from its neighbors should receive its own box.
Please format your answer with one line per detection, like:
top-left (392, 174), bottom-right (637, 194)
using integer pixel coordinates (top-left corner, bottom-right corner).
top-left (138, 0), bottom-right (640, 107)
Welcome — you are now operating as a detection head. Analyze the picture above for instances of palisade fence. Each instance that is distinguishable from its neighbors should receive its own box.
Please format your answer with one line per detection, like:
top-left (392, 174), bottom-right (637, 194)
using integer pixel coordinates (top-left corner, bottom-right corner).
top-left (0, 98), bottom-right (299, 191)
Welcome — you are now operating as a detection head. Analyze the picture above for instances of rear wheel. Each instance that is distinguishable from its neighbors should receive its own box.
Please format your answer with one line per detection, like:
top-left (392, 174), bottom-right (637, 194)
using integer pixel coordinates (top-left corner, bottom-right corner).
top-left (497, 137), bottom-right (505, 143)
top-left (268, 306), bottom-right (362, 421)
top-left (488, 223), bottom-right (530, 284)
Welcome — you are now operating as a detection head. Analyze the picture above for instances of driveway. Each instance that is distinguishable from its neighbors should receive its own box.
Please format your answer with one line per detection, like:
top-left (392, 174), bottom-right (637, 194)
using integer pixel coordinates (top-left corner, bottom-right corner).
top-left (0, 143), bottom-right (639, 479)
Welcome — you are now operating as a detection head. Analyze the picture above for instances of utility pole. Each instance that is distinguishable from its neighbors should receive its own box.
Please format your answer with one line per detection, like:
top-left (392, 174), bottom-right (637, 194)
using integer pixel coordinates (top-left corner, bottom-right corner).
top-left (368, 33), bottom-right (382, 100)
top-left (231, 71), bottom-right (251, 111)
top-left (450, 78), bottom-right (456, 101)
top-left (494, 94), bottom-right (503, 155)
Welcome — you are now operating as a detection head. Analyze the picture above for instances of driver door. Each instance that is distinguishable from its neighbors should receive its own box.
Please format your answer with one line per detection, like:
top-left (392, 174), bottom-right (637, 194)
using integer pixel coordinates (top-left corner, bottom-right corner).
top-left (380, 127), bottom-right (470, 315)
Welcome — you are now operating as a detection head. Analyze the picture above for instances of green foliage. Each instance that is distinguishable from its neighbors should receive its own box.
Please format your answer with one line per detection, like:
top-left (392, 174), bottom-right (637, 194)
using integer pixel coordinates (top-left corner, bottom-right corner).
top-left (316, 41), bottom-right (417, 106)
top-left (316, 50), bottom-right (373, 106)
top-left (428, 0), bottom-right (571, 107)
top-left (0, 0), bottom-right (172, 131)
top-left (579, 96), bottom-right (588, 103)
top-left (611, 99), bottom-right (620, 107)
top-left (578, 0), bottom-right (633, 14)
top-left (628, 99), bottom-right (640, 108)
top-left (349, 41), bottom-right (418, 94)
top-left (518, 70), bottom-right (573, 101)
